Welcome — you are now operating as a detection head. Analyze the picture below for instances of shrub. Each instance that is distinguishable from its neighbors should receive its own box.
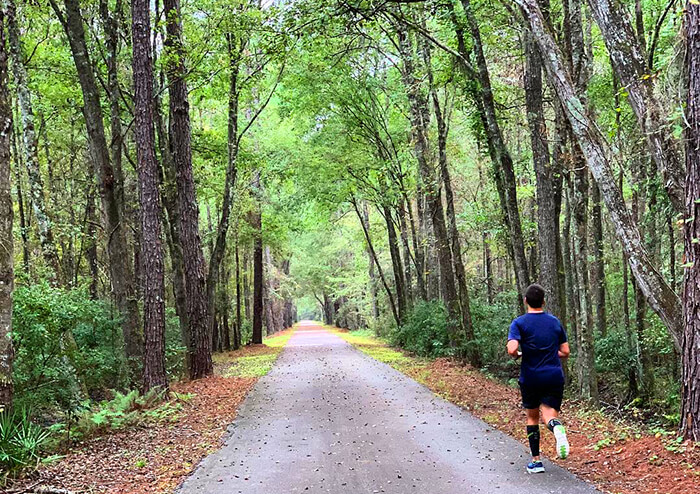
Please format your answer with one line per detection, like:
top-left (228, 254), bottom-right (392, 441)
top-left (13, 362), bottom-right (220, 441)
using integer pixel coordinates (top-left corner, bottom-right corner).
top-left (0, 409), bottom-right (53, 481)
top-left (471, 294), bottom-right (516, 372)
top-left (12, 283), bottom-right (127, 414)
top-left (391, 300), bottom-right (452, 357)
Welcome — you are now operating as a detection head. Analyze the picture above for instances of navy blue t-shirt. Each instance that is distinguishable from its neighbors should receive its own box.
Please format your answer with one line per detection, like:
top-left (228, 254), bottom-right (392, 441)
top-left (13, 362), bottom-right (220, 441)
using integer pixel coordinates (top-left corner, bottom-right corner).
top-left (508, 312), bottom-right (567, 387)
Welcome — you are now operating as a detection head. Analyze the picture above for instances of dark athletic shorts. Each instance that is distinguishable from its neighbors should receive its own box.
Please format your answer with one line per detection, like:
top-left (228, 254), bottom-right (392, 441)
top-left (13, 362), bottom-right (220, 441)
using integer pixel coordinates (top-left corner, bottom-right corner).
top-left (519, 382), bottom-right (564, 411)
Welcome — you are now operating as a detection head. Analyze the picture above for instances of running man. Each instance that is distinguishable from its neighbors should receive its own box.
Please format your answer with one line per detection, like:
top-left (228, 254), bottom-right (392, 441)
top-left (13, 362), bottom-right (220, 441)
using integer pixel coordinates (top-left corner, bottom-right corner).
top-left (507, 283), bottom-right (571, 474)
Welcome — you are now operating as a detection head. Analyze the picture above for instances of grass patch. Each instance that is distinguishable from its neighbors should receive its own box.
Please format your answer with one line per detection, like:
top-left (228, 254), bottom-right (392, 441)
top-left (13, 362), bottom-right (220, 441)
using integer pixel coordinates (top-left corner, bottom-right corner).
top-left (217, 329), bottom-right (295, 378)
top-left (333, 328), bottom-right (426, 374)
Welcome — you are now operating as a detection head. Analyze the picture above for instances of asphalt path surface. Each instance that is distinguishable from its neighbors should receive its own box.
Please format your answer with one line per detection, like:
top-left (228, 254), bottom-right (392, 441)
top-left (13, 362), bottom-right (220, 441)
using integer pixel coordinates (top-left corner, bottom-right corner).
top-left (178, 322), bottom-right (600, 494)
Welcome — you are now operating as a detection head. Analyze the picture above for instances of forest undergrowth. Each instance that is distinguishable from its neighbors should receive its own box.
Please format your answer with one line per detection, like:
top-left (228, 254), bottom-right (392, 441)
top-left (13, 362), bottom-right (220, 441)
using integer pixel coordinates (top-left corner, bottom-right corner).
top-left (4, 329), bottom-right (294, 494)
top-left (335, 327), bottom-right (700, 494)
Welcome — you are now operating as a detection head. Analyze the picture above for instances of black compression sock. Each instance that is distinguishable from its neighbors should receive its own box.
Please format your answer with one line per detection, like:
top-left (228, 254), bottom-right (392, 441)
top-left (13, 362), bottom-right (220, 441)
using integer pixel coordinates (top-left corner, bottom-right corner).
top-left (527, 425), bottom-right (540, 458)
top-left (547, 418), bottom-right (562, 432)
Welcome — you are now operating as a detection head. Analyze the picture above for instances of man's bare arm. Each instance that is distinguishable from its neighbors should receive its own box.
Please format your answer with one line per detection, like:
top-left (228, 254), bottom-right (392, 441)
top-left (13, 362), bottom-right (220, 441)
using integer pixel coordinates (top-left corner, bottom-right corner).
top-left (507, 339), bottom-right (521, 359)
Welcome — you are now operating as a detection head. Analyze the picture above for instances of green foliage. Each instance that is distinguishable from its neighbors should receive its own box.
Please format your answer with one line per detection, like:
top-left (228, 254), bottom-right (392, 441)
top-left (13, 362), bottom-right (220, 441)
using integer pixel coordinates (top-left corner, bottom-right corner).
top-left (12, 283), bottom-right (127, 414)
top-left (0, 409), bottom-right (54, 480)
top-left (471, 293), bottom-right (517, 371)
top-left (391, 301), bottom-right (452, 358)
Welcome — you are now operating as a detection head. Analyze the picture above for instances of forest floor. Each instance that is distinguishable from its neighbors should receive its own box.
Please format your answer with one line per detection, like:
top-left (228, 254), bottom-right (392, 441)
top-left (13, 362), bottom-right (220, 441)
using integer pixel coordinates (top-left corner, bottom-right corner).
top-left (5, 329), bottom-right (294, 494)
top-left (334, 328), bottom-right (700, 494)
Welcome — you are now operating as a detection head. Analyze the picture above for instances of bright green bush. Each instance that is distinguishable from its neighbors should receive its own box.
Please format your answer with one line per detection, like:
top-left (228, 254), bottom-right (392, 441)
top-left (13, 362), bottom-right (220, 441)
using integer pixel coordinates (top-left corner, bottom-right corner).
top-left (391, 300), bottom-right (452, 357)
top-left (12, 283), bottom-right (127, 413)
top-left (471, 293), bottom-right (517, 373)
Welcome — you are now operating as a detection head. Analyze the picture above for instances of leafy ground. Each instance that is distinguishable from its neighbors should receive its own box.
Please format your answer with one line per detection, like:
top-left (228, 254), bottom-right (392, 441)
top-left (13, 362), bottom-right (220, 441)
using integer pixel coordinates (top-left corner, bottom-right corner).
top-left (6, 329), bottom-right (294, 494)
top-left (335, 328), bottom-right (700, 494)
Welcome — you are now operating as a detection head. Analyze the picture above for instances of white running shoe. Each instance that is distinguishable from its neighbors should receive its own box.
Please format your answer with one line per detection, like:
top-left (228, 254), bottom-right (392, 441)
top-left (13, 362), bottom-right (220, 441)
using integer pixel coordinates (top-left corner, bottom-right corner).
top-left (553, 424), bottom-right (570, 459)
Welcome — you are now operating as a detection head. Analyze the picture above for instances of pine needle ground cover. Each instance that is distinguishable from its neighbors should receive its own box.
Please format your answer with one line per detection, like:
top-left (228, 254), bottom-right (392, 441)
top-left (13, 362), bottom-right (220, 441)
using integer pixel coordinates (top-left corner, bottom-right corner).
top-left (7, 329), bottom-right (294, 494)
top-left (335, 327), bottom-right (700, 494)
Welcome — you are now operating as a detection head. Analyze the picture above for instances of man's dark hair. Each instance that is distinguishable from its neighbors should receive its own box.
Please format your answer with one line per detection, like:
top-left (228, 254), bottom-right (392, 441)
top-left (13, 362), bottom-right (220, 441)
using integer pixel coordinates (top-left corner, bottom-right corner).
top-left (525, 284), bottom-right (545, 309)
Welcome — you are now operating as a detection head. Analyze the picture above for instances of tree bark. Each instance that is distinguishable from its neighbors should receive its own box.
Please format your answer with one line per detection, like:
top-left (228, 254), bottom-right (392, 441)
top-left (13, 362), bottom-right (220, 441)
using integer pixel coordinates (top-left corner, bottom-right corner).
top-left (251, 170), bottom-right (264, 344)
top-left (363, 203), bottom-right (380, 320)
top-left (681, 0), bottom-right (700, 440)
top-left (132, 0), bottom-right (167, 392)
top-left (591, 182), bottom-right (606, 336)
top-left (11, 131), bottom-right (28, 273)
top-left (431, 84), bottom-right (479, 364)
top-left (353, 198), bottom-right (401, 327)
top-left (163, 0), bottom-right (212, 378)
top-left (382, 202), bottom-right (406, 323)
top-left (0, 7), bottom-right (13, 410)
top-left (234, 233), bottom-right (242, 349)
top-left (523, 28), bottom-right (562, 319)
top-left (7, 0), bottom-right (62, 282)
top-left (587, 0), bottom-right (685, 213)
top-left (206, 33), bottom-right (245, 343)
top-left (462, 0), bottom-right (530, 296)
top-left (52, 0), bottom-right (143, 376)
top-left (514, 0), bottom-right (682, 348)
top-left (396, 25), bottom-right (461, 343)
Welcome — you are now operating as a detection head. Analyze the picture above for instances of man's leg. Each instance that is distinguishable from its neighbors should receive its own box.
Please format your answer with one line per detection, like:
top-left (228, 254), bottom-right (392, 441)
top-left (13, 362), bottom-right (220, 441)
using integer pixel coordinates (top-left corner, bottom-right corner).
top-left (541, 404), bottom-right (569, 459)
top-left (526, 408), bottom-right (541, 461)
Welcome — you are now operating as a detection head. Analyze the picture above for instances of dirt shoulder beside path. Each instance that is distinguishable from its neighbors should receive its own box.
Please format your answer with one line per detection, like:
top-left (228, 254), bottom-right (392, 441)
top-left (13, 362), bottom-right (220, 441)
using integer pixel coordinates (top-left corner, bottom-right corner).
top-left (6, 329), bottom-right (294, 494)
top-left (334, 328), bottom-right (700, 494)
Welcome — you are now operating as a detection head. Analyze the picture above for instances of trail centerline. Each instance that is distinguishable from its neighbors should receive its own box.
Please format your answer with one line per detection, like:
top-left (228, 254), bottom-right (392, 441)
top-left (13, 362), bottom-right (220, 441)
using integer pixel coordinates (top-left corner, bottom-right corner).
top-left (178, 322), bottom-right (599, 493)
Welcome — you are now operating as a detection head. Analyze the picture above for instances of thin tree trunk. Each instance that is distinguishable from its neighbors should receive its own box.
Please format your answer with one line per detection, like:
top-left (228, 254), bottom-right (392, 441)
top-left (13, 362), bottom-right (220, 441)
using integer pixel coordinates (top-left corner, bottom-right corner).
top-left (514, 0), bottom-right (683, 347)
top-left (8, 0), bottom-right (62, 282)
top-left (363, 203), bottom-right (380, 320)
top-left (133, 0), bottom-right (167, 392)
top-left (432, 84), bottom-right (479, 364)
top-left (353, 198), bottom-right (401, 327)
top-left (397, 202), bottom-right (414, 308)
top-left (462, 0), bottom-right (530, 296)
top-left (11, 131), bottom-right (28, 273)
top-left (591, 182), bottom-right (606, 336)
top-left (206, 33), bottom-right (245, 342)
top-left (523, 28), bottom-right (561, 319)
top-left (234, 233), bottom-right (242, 349)
top-left (52, 0), bottom-right (143, 376)
top-left (382, 202), bottom-right (406, 323)
top-left (251, 170), bottom-right (264, 344)
top-left (0, 8), bottom-right (13, 409)
top-left (163, 0), bottom-right (212, 378)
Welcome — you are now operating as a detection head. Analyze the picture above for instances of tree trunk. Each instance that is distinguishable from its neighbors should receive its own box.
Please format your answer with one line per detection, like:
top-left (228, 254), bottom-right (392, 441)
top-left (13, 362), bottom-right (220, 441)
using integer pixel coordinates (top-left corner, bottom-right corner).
top-left (586, 0), bottom-right (685, 213)
top-left (382, 202), bottom-right (406, 323)
top-left (234, 233), bottom-right (242, 349)
top-left (7, 0), bottom-right (62, 282)
top-left (462, 0), bottom-right (530, 296)
top-left (681, 0), bottom-right (700, 440)
top-left (132, 0), bottom-right (167, 392)
top-left (163, 0), bottom-right (212, 378)
top-left (206, 33), bottom-right (245, 343)
top-left (396, 25), bottom-right (461, 343)
top-left (397, 202), bottom-right (414, 308)
top-left (53, 0), bottom-right (143, 376)
top-left (591, 182), bottom-right (606, 336)
top-left (432, 84), bottom-right (479, 364)
top-left (523, 28), bottom-right (562, 319)
top-left (11, 132), bottom-right (29, 273)
top-left (251, 170), bottom-right (264, 344)
top-left (0, 8), bottom-right (13, 410)
top-left (514, 0), bottom-right (682, 347)
top-left (353, 198), bottom-right (401, 327)
top-left (363, 203), bottom-right (380, 320)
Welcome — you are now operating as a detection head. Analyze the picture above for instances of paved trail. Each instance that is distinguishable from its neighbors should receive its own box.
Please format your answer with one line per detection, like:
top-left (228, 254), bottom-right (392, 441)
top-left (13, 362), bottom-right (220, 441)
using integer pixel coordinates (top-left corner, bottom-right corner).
top-left (179, 322), bottom-right (599, 494)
